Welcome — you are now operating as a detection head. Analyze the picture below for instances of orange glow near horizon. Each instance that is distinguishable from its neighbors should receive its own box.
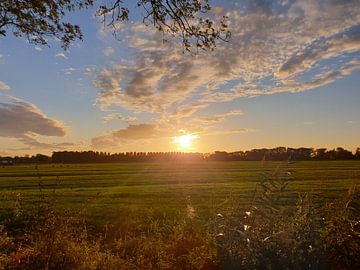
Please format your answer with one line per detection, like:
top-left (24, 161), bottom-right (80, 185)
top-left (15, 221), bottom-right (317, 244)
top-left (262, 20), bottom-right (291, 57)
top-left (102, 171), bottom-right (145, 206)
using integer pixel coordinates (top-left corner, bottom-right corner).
top-left (173, 133), bottom-right (199, 151)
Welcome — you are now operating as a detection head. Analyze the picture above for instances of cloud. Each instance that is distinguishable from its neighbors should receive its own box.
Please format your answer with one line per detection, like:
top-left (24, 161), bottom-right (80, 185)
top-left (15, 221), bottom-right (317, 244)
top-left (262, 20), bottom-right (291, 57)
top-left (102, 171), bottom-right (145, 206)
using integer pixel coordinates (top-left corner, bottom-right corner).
top-left (194, 110), bottom-right (243, 125)
top-left (93, 0), bottom-right (360, 120)
top-left (205, 128), bottom-right (255, 136)
top-left (103, 46), bottom-right (115, 56)
top-left (93, 53), bottom-right (213, 113)
top-left (204, 58), bottom-right (360, 102)
top-left (102, 113), bottom-right (137, 123)
top-left (17, 134), bottom-right (75, 150)
top-left (93, 24), bottom-right (217, 113)
top-left (34, 46), bottom-right (43, 51)
top-left (64, 67), bottom-right (76, 75)
top-left (0, 54), bottom-right (4, 64)
top-left (277, 28), bottom-right (360, 78)
top-left (171, 103), bottom-right (209, 119)
top-left (159, 108), bottom-right (244, 137)
top-left (91, 124), bottom-right (170, 148)
top-left (0, 81), bottom-right (11, 90)
top-left (55, 52), bottom-right (68, 59)
top-left (84, 66), bottom-right (95, 76)
top-left (0, 95), bottom-right (69, 149)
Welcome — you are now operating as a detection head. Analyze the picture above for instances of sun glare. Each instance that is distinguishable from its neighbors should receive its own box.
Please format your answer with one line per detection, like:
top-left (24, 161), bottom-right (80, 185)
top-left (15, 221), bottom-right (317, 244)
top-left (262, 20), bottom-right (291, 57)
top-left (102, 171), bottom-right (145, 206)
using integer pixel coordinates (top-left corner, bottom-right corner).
top-left (173, 133), bottom-right (199, 150)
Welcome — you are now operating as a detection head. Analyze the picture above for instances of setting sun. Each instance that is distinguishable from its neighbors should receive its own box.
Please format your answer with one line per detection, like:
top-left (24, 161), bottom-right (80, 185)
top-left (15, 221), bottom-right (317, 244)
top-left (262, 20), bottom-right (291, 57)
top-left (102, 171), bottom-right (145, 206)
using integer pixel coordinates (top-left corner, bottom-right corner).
top-left (173, 134), bottom-right (199, 150)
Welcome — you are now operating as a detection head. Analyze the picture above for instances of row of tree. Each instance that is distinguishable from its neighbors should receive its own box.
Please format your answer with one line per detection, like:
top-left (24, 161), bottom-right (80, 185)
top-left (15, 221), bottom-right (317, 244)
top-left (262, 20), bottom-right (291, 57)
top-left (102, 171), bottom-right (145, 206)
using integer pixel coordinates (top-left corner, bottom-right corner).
top-left (1, 147), bottom-right (360, 165)
top-left (208, 147), bottom-right (358, 161)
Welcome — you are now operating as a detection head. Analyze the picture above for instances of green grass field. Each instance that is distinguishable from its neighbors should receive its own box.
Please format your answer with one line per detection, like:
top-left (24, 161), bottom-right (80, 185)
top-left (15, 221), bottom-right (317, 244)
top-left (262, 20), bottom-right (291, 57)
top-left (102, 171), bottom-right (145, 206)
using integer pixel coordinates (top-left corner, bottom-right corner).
top-left (1, 161), bottom-right (359, 225)
top-left (0, 161), bottom-right (359, 269)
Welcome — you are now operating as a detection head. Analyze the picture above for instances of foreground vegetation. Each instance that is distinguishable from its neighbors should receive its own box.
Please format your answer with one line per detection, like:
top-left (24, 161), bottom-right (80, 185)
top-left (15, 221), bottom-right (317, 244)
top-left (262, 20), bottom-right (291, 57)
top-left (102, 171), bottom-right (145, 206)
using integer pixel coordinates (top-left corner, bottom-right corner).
top-left (0, 161), bottom-right (359, 269)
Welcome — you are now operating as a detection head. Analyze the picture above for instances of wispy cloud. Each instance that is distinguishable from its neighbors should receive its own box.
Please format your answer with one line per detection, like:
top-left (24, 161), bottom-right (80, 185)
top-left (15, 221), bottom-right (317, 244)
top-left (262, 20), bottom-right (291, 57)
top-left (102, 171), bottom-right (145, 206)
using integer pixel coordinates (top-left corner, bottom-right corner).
top-left (277, 28), bottom-right (360, 78)
top-left (91, 124), bottom-right (168, 148)
top-left (102, 113), bottom-right (137, 123)
top-left (194, 110), bottom-right (243, 125)
top-left (0, 81), bottom-right (11, 90)
top-left (103, 46), bottom-right (115, 56)
top-left (84, 66), bottom-right (96, 76)
top-left (0, 54), bottom-right (5, 64)
top-left (205, 128), bottom-right (255, 136)
top-left (93, 51), bottom-right (213, 113)
top-left (17, 134), bottom-right (75, 150)
top-left (171, 103), bottom-right (209, 119)
top-left (55, 52), bottom-right (68, 59)
top-left (64, 67), bottom-right (76, 75)
top-left (93, 0), bottom-right (360, 114)
top-left (346, 120), bottom-right (358, 125)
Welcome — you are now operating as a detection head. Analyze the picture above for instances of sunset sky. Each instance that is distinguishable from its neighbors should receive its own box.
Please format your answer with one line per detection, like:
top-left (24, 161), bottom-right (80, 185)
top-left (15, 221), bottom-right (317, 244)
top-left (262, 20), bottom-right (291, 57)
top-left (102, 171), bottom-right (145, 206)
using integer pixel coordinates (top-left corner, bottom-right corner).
top-left (1, 0), bottom-right (360, 156)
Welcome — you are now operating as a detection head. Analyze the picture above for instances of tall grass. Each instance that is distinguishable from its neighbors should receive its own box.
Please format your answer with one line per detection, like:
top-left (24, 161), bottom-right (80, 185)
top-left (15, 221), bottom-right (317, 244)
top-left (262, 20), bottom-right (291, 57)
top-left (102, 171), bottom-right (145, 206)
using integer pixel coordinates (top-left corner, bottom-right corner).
top-left (214, 163), bottom-right (360, 269)
top-left (0, 184), bottom-right (218, 269)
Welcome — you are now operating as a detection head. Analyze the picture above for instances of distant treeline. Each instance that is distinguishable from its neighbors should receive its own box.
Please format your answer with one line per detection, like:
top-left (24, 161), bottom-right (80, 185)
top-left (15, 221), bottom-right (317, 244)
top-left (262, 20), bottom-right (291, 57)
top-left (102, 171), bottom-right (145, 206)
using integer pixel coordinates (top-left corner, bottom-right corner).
top-left (1, 147), bottom-right (360, 164)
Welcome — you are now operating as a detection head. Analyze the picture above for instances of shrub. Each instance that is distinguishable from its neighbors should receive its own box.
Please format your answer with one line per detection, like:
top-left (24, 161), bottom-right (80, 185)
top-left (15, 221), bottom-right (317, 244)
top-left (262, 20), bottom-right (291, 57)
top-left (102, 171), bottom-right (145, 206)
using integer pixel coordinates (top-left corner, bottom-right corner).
top-left (214, 164), bottom-right (360, 269)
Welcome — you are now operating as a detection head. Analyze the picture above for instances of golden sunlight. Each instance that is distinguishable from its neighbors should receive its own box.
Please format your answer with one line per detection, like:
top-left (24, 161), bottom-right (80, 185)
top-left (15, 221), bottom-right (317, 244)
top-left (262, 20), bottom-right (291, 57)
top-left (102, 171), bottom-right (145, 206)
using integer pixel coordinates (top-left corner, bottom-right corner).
top-left (173, 133), bottom-right (199, 150)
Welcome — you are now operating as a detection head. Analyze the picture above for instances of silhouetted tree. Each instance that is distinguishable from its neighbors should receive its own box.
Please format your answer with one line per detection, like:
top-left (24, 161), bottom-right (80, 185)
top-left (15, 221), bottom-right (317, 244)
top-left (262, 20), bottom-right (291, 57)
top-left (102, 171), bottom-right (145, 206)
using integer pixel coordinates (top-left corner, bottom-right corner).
top-left (34, 154), bottom-right (51, 164)
top-left (335, 147), bottom-right (354, 160)
top-left (0, 0), bottom-right (93, 49)
top-left (288, 147), bottom-right (313, 161)
top-left (1, 0), bottom-right (230, 50)
top-left (244, 149), bottom-right (267, 161)
top-left (355, 148), bottom-right (360, 160)
top-left (208, 151), bottom-right (230, 161)
top-left (3, 147), bottom-right (358, 164)
top-left (313, 148), bottom-right (328, 160)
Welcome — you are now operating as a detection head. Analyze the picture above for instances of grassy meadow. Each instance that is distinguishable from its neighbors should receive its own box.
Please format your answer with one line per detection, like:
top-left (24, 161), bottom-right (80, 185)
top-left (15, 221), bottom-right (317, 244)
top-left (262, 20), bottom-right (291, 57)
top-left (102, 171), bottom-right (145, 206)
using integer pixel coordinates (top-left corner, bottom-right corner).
top-left (0, 161), bottom-right (359, 269)
top-left (0, 161), bottom-right (359, 221)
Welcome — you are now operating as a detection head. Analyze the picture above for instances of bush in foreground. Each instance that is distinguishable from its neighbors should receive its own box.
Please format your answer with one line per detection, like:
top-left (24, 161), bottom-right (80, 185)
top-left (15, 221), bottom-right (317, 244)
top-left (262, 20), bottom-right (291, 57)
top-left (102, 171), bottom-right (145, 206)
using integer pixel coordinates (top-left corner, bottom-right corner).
top-left (214, 166), bottom-right (360, 269)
